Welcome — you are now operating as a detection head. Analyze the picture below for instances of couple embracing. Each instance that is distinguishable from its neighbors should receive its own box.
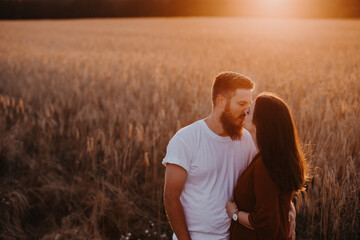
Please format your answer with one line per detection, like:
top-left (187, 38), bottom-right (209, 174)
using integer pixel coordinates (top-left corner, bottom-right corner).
top-left (163, 72), bottom-right (307, 240)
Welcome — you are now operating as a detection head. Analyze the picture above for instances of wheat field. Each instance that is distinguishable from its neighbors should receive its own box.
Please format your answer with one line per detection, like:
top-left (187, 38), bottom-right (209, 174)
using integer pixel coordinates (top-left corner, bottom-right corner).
top-left (0, 18), bottom-right (359, 239)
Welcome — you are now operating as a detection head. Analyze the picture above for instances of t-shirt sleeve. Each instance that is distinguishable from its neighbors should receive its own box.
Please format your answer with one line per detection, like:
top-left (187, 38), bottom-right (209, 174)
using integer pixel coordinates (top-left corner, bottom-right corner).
top-left (248, 161), bottom-right (280, 238)
top-left (162, 134), bottom-right (193, 173)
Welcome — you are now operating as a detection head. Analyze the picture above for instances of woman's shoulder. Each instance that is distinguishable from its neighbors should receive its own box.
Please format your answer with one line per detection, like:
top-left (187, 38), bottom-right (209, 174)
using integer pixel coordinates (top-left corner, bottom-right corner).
top-left (244, 153), bottom-right (261, 172)
top-left (253, 156), bottom-right (274, 182)
top-left (252, 154), bottom-right (265, 169)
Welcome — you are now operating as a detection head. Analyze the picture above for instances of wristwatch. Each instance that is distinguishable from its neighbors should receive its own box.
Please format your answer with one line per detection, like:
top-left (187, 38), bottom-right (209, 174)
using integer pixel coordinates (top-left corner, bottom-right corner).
top-left (232, 210), bottom-right (239, 221)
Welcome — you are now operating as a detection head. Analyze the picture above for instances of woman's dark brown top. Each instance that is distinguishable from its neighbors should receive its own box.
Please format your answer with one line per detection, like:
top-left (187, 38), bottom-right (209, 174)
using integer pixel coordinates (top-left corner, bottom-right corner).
top-left (229, 155), bottom-right (292, 240)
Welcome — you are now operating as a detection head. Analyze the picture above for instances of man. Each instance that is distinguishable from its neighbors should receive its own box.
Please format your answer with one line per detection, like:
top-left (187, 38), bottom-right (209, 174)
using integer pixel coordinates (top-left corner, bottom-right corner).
top-left (163, 72), bottom-right (295, 240)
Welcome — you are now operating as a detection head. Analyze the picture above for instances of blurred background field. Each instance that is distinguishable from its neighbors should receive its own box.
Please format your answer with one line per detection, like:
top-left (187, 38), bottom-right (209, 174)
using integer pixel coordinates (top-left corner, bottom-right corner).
top-left (0, 18), bottom-right (359, 239)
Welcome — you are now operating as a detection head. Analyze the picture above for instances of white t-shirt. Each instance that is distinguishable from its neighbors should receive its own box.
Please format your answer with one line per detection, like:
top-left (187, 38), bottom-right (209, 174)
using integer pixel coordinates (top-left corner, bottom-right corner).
top-left (162, 120), bottom-right (257, 240)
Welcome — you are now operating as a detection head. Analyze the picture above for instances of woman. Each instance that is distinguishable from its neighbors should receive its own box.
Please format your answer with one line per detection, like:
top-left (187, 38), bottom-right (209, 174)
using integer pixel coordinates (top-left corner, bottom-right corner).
top-left (226, 92), bottom-right (308, 239)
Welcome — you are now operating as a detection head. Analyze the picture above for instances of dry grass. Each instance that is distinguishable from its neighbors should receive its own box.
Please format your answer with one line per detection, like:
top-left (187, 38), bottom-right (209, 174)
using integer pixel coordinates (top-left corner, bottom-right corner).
top-left (0, 18), bottom-right (359, 239)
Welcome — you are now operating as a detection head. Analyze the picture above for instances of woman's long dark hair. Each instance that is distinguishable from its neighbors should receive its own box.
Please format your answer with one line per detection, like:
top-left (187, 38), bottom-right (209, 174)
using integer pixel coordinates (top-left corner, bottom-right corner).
top-left (253, 92), bottom-right (307, 192)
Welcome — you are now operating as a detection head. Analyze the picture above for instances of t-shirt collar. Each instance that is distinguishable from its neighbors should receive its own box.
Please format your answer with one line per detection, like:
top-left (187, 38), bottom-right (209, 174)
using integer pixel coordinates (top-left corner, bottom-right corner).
top-left (200, 119), bottom-right (233, 142)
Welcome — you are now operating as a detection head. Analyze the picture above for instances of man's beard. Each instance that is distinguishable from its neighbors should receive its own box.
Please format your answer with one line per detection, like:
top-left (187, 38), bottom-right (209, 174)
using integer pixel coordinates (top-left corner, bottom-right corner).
top-left (220, 102), bottom-right (244, 140)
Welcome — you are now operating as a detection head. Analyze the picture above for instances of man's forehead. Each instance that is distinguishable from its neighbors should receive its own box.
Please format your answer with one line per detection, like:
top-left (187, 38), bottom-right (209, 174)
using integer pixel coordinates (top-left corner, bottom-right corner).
top-left (232, 89), bottom-right (252, 101)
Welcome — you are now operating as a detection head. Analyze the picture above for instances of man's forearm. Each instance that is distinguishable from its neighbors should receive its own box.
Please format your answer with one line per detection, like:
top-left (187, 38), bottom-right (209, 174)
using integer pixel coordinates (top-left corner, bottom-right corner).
top-left (290, 201), bottom-right (296, 219)
top-left (164, 197), bottom-right (191, 240)
top-left (289, 201), bottom-right (296, 240)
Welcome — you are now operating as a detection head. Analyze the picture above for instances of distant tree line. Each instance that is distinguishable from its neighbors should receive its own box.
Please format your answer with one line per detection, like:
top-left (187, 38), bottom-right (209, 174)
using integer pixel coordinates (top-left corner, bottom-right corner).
top-left (1, 0), bottom-right (360, 19)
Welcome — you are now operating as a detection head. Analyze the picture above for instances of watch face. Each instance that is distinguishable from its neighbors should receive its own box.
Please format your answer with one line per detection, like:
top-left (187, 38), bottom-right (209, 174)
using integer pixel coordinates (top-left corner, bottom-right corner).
top-left (232, 213), bottom-right (238, 221)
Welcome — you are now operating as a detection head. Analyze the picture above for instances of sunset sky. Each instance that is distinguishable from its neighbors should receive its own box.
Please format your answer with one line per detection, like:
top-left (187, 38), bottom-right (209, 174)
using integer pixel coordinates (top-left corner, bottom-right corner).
top-left (1, 0), bottom-right (360, 19)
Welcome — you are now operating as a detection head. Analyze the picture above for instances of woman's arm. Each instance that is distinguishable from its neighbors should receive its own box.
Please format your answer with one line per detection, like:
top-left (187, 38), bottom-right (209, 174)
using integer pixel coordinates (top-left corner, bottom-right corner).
top-left (247, 161), bottom-right (281, 238)
top-left (226, 160), bottom-right (284, 238)
top-left (226, 201), bottom-right (254, 230)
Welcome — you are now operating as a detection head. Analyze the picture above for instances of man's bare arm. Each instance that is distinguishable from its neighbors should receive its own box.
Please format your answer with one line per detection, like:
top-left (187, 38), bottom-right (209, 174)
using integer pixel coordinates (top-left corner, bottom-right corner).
top-left (163, 164), bottom-right (191, 240)
top-left (289, 201), bottom-right (296, 240)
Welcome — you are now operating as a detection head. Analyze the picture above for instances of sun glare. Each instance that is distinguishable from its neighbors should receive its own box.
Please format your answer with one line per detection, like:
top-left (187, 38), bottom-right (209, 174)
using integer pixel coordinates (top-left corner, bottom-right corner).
top-left (245, 0), bottom-right (300, 18)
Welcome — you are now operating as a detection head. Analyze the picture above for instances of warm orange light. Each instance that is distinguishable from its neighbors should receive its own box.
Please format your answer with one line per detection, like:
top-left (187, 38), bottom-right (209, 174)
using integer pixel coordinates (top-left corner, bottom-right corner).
top-left (242, 0), bottom-right (301, 18)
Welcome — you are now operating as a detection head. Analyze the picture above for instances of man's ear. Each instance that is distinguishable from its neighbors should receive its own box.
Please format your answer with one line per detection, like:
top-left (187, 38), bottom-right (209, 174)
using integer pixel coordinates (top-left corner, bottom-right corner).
top-left (216, 94), bottom-right (227, 109)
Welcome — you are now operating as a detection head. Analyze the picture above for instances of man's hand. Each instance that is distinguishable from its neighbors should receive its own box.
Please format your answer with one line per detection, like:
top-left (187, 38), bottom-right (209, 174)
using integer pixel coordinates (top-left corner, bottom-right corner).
top-left (226, 201), bottom-right (238, 219)
top-left (288, 202), bottom-right (296, 240)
